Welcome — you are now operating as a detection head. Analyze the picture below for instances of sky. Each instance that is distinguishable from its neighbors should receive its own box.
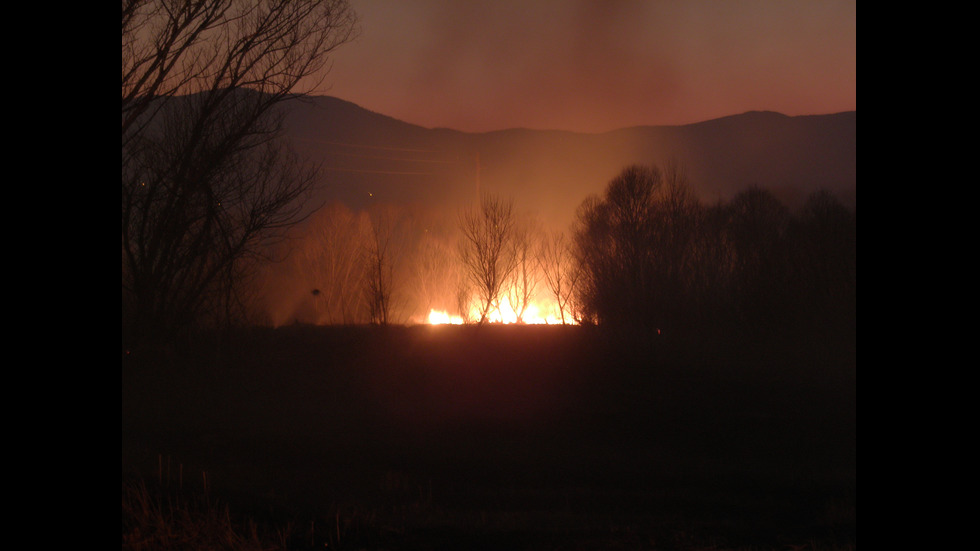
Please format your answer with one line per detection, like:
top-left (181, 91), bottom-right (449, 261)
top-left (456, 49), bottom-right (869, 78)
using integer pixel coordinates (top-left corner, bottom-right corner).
top-left (314, 0), bottom-right (856, 134)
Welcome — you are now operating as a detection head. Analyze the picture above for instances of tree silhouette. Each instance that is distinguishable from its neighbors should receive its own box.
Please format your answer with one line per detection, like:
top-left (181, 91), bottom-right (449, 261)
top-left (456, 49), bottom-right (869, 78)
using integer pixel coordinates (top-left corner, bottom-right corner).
top-left (573, 164), bottom-right (700, 329)
top-left (298, 203), bottom-right (369, 324)
top-left (121, 0), bottom-right (357, 345)
top-left (363, 205), bottom-right (405, 326)
top-left (540, 231), bottom-right (579, 324)
top-left (682, 200), bottom-right (738, 330)
top-left (571, 161), bottom-right (855, 336)
top-left (725, 186), bottom-right (792, 326)
top-left (458, 193), bottom-right (518, 324)
top-left (411, 225), bottom-right (459, 318)
top-left (789, 190), bottom-right (856, 327)
top-left (506, 218), bottom-right (541, 323)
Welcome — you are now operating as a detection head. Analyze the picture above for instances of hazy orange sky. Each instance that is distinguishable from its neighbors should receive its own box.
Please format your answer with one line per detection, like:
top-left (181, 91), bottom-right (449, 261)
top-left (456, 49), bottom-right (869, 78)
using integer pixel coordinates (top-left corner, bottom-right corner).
top-left (315, 0), bottom-right (856, 133)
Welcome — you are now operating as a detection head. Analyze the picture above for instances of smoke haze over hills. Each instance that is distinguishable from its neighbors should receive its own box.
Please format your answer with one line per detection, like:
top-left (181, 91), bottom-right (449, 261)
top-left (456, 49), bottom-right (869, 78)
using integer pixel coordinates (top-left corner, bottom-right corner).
top-left (324, 0), bottom-right (856, 134)
top-left (282, 96), bottom-right (855, 232)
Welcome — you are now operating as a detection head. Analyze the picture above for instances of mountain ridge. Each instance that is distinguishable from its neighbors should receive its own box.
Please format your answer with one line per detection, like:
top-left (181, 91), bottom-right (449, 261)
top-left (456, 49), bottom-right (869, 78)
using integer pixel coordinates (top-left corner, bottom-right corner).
top-left (280, 95), bottom-right (855, 229)
top-left (304, 95), bottom-right (852, 135)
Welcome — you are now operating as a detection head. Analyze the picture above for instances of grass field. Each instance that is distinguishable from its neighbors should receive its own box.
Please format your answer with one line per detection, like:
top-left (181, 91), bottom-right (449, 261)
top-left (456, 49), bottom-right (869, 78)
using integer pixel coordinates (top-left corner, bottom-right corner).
top-left (122, 323), bottom-right (855, 550)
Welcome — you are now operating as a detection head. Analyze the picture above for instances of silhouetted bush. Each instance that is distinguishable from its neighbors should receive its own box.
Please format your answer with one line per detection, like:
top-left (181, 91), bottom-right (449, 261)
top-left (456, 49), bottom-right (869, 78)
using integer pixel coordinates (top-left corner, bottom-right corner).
top-left (573, 165), bottom-right (855, 336)
top-left (572, 164), bottom-right (702, 330)
top-left (788, 189), bottom-right (857, 329)
top-left (725, 186), bottom-right (794, 328)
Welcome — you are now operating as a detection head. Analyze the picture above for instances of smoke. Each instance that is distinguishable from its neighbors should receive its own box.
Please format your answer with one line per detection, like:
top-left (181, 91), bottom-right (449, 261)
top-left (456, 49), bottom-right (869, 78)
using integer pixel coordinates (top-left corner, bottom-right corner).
top-left (327, 0), bottom-right (856, 132)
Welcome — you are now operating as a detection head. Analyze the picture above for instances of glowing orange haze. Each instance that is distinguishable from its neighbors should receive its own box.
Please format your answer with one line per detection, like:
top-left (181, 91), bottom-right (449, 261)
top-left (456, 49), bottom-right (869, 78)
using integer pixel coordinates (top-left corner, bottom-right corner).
top-left (323, 1), bottom-right (856, 134)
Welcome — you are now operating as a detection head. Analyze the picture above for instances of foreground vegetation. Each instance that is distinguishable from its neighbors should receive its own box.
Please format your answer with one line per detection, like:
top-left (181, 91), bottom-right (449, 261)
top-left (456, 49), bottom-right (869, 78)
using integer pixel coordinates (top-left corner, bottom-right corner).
top-left (122, 323), bottom-right (855, 550)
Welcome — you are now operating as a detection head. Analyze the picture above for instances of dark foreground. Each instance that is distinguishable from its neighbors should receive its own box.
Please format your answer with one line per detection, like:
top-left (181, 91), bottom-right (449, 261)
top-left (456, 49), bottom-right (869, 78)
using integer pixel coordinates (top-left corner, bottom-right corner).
top-left (122, 323), bottom-right (855, 550)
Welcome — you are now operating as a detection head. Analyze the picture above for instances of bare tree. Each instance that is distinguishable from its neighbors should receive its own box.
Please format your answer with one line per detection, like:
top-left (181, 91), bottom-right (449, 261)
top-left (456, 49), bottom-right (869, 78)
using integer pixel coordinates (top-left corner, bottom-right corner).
top-left (412, 225), bottom-right (459, 317)
top-left (363, 205), bottom-right (405, 326)
top-left (507, 219), bottom-right (541, 324)
top-left (726, 186), bottom-right (792, 325)
top-left (683, 200), bottom-right (738, 328)
top-left (540, 231), bottom-right (579, 325)
top-left (122, 0), bottom-right (356, 148)
top-left (121, 0), bottom-right (357, 344)
top-left (298, 203), bottom-right (369, 324)
top-left (458, 193), bottom-right (517, 324)
top-left (454, 277), bottom-right (478, 323)
top-left (795, 190), bottom-right (856, 296)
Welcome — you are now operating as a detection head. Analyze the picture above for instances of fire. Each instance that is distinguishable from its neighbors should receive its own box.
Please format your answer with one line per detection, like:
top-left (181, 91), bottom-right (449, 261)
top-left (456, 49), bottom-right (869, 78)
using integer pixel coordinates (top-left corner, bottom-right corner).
top-left (427, 310), bottom-right (464, 325)
top-left (426, 293), bottom-right (573, 325)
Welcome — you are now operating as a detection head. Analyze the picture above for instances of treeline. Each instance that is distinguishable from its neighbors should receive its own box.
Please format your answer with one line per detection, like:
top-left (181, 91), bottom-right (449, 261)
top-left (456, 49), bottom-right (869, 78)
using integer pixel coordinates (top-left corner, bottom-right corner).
top-left (251, 162), bottom-right (854, 336)
top-left (572, 163), bottom-right (855, 336)
top-left (126, 160), bottom-right (854, 341)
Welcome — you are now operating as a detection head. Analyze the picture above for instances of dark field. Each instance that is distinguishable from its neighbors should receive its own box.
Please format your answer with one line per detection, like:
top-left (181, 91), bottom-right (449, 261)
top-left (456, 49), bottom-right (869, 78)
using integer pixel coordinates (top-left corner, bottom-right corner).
top-left (121, 323), bottom-right (855, 550)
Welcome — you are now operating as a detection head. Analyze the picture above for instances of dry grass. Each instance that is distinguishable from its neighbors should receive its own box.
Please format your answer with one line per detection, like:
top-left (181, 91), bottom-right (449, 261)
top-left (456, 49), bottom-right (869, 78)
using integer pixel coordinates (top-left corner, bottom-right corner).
top-left (121, 474), bottom-right (290, 551)
top-left (122, 324), bottom-right (854, 550)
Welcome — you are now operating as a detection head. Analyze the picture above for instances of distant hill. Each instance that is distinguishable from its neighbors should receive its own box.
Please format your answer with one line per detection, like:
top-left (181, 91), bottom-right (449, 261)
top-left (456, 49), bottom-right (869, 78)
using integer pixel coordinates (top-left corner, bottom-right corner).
top-left (281, 96), bottom-right (855, 230)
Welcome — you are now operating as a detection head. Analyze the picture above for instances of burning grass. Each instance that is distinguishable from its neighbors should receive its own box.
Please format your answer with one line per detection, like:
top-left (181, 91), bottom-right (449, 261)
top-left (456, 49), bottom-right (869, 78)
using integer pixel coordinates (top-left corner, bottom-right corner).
top-left (423, 290), bottom-right (575, 325)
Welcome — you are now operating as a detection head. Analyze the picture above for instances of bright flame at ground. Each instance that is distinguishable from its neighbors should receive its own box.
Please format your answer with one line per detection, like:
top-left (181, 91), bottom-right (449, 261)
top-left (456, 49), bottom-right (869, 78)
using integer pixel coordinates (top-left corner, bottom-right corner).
top-left (426, 294), bottom-right (574, 325)
top-left (427, 310), bottom-right (465, 325)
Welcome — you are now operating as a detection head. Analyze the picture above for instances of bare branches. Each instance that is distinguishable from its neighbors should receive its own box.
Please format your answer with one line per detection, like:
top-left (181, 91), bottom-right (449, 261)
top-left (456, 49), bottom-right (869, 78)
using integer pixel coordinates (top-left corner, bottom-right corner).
top-left (122, 0), bottom-right (357, 344)
top-left (363, 205), bottom-right (408, 326)
top-left (506, 219), bottom-right (541, 324)
top-left (411, 230), bottom-right (457, 317)
top-left (540, 231), bottom-right (578, 325)
top-left (122, 0), bottom-right (356, 144)
top-left (573, 162), bottom-right (855, 334)
top-left (297, 204), bottom-right (368, 325)
top-left (457, 193), bottom-right (517, 324)
top-left (573, 164), bottom-right (701, 328)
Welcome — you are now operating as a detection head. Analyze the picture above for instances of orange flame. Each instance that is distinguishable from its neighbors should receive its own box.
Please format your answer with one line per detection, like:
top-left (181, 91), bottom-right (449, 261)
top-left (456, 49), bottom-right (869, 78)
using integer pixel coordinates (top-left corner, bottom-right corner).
top-left (425, 290), bottom-right (574, 325)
